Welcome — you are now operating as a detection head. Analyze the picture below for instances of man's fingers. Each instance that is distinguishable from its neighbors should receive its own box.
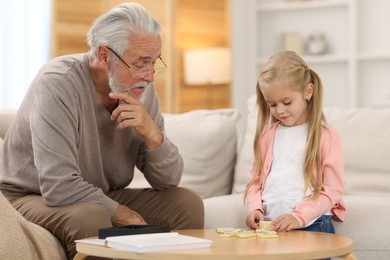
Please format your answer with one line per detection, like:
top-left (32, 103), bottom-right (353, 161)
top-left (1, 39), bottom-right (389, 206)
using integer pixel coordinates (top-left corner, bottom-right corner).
top-left (109, 92), bottom-right (139, 104)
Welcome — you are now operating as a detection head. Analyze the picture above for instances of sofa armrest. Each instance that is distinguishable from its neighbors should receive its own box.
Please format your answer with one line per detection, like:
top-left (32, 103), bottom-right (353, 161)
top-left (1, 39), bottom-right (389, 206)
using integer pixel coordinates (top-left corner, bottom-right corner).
top-left (0, 110), bottom-right (17, 139)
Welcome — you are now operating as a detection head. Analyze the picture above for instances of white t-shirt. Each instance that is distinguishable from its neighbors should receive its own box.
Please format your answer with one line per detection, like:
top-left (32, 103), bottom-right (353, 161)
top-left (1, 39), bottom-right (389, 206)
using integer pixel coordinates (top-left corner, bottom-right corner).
top-left (262, 123), bottom-right (318, 226)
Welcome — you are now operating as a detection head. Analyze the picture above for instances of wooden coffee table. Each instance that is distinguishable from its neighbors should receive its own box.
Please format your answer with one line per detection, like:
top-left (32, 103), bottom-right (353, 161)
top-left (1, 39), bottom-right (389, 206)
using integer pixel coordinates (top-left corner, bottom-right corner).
top-left (74, 229), bottom-right (356, 259)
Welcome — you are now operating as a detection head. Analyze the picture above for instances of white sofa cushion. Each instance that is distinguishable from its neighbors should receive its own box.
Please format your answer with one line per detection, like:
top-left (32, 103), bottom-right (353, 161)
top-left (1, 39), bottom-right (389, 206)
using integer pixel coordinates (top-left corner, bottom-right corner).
top-left (232, 96), bottom-right (390, 197)
top-left (0, 110), bottom-right (16, 139)
top-left (232, 95), bottom-right (257, 194)
top-left (333, 194), bottom-right (390, 258)
top-left (203, 193), bottom-right (247, 229)
top-left (324, 107), bottom-right (390, 196)
top-left (0, 110), bottom-right (17, 160)
top-left (131, 108), bottom-right (240, 199)
top-left (0, 137), bottom-right (3, 158)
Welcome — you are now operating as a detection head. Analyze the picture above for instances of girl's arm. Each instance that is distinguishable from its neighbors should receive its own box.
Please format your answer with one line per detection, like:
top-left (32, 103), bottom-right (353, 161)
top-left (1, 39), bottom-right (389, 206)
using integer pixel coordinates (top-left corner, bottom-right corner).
top-left (290, 126), bottom-right (345, 227)
top-left (246, 159), bottom-right (265, 214)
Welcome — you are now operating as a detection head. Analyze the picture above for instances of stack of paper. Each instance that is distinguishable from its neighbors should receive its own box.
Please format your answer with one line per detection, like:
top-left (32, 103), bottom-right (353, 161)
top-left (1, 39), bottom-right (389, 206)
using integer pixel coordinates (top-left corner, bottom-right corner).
top-left (104, 232), bottom-right (212, 253)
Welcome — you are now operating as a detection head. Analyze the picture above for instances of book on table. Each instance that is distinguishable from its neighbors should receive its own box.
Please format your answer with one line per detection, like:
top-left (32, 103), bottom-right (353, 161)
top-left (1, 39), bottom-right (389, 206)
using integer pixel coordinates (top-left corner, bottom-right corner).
top-left (104, 232), bottom-right (213, 253)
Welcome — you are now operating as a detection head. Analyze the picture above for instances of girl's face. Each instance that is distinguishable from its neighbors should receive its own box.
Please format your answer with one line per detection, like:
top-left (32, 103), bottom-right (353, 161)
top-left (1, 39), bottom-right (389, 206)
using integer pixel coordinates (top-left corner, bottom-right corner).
top-left (260, 80), bottom-right (313, 127)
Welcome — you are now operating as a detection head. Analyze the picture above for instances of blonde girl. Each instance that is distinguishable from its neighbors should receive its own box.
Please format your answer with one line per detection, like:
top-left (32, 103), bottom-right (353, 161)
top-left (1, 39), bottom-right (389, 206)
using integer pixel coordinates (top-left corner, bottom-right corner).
top-left (245, 51), bottom-right (346, 233)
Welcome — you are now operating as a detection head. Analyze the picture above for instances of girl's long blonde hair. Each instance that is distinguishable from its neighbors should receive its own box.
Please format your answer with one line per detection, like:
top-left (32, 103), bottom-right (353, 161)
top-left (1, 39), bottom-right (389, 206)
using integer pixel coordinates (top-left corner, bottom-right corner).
top-left (245, 51), bottom-right (325, 200)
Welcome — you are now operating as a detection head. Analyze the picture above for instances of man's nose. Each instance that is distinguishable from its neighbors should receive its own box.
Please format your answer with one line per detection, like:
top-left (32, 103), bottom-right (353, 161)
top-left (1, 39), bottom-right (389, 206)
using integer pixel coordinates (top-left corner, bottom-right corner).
top-left (140, 71), bottom-right (155, 82)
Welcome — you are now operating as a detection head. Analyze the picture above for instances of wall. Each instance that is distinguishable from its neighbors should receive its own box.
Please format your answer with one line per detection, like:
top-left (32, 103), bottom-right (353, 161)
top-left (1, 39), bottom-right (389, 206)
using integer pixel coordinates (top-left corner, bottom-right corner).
top-left (51, 0), bottom-right (231, 113)
top-left (231, 0), bottom-right (390, 142)
top-left (175, 0), bottom-right (231, 112)
top-left (231, 0), bottom-right (255, 142)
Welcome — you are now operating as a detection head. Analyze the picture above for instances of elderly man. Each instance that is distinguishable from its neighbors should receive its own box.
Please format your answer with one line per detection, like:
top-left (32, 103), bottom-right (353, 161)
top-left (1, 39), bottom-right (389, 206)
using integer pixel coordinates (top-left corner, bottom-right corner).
top-left (0, 3), bottom-right (204, 258)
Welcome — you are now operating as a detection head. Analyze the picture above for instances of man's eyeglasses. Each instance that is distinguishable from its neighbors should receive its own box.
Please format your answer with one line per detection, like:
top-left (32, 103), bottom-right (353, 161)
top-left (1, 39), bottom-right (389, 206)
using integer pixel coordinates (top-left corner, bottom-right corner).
top-left (106, 46), bottom-right (167, 79)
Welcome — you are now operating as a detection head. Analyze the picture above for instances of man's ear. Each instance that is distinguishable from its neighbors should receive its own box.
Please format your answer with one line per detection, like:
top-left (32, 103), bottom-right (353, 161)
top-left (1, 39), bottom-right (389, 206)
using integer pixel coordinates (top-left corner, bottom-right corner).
top-left (305, 83), bottom-right (314, 101)
top-left (97, 45), bottom-right (110, 69)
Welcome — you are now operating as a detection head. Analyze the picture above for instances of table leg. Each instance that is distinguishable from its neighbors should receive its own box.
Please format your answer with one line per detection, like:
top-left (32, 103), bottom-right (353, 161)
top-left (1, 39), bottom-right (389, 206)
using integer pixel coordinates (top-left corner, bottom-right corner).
top-left (73, 252), bottom-right (88, 260)
top-left (339, 252), bottom-right (357, 260)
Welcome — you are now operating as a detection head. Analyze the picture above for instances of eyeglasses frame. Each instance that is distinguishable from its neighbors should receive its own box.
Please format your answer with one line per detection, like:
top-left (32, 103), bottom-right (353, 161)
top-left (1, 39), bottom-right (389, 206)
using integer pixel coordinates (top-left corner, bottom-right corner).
top-left (106, 46), bottom-right (167, 78)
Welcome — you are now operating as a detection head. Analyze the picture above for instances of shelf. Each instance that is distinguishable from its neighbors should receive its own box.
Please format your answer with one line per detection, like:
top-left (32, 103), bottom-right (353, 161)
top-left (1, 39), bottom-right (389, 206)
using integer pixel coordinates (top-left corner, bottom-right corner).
top-left (304, 54), bottom-right (349, 64)
top-left (245, 0), bottom-right (390, 109)
top-left (256, 0), bottom-right (349, 12)
top-left (357, 52), bottom-right (390, 62)
top-left (251, 0), bottom-right (356, 108)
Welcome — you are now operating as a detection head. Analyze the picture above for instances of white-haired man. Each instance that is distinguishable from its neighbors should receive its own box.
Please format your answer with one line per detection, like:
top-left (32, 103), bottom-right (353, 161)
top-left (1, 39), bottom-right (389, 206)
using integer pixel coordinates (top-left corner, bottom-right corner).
top-left (0, 3), bottom-right (204, 258)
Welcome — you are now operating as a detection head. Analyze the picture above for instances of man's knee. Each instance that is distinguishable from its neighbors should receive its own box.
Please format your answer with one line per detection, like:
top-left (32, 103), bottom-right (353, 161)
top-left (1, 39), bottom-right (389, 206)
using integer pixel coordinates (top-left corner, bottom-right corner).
top-left (62, 203), bottom-right (112, 259)
top-left (65, 203), bottom-right (112, 236)
top-left (168, 187), bottom-right (204, 229)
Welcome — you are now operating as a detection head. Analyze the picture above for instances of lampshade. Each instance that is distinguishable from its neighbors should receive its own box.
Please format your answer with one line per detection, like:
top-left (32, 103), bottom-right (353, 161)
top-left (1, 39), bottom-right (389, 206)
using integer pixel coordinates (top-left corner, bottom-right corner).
top-left (183, 47), bottom-right (231, 85)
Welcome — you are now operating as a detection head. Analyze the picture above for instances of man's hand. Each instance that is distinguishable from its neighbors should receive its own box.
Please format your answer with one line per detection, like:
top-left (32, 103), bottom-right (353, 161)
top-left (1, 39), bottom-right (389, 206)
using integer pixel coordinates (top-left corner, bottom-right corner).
top-left (272, 214), bottom-right (299, 231)
top-left (109, 92), bottom-right (163, 149)
top-left (246, 209), bottom-right (264, 229)
top-left (111, 204), bottom-right (147, 226)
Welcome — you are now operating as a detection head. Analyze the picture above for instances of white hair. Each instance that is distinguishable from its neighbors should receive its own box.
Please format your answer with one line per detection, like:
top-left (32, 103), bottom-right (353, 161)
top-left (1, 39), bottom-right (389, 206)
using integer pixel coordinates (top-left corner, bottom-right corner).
top-left (87, 2), bottom-right (161, 61)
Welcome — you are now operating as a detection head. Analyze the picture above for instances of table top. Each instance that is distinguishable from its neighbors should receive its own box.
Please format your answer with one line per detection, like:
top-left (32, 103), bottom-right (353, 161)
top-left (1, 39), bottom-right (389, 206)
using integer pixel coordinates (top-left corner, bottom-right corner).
top-left (75, 229), bottom-right (355, 260)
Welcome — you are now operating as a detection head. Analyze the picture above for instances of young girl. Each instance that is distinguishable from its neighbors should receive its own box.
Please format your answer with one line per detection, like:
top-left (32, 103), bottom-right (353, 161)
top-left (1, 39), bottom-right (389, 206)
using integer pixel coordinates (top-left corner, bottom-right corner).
top-left (245, 51), bottom-right (346, 234)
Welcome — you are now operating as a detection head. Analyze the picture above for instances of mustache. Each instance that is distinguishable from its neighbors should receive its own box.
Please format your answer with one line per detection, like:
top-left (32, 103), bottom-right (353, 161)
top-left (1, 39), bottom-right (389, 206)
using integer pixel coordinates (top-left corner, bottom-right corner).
top-left (130, 82), bottom-right (149, 91)
top-left (109, 81), bottom-right (150, 94)
top-left (108, 69), bottom-right (150, 93)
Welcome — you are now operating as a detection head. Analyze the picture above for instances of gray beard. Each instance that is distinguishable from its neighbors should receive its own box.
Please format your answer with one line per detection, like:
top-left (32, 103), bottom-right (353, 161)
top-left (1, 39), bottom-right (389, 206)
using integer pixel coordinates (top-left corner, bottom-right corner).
top-left (108, 72), bottom-right (149, 103)
top-left (108, 71), bottom-right (129, 93)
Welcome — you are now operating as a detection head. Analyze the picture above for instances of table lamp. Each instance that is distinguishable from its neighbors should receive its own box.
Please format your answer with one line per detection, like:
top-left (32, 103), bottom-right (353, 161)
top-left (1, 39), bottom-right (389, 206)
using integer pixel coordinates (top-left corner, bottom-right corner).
top-left (183, 47), bottom-right (231, 109)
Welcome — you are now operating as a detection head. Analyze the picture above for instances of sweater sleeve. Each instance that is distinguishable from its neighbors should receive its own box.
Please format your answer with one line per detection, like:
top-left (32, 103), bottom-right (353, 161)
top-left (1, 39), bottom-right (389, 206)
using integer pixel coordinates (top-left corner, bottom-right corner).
top-left (245, 124), bottom-right (278, 214)
top-left (138, 131), bottom-right (184, 190)
top-left (246, 158), bottom-right (265, 214)
top-left (31, 73), bottom-right (118, 216)
top-left (291, 126), bottom-right (345, 227)
top-left (134, 85), bottom-right (184, 190)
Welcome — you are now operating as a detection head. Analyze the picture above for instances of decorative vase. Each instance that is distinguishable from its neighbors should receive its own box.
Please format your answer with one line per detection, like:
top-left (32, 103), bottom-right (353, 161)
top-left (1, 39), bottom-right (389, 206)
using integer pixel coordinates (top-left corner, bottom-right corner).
top-left (306, 33), bottom-right (328, 55)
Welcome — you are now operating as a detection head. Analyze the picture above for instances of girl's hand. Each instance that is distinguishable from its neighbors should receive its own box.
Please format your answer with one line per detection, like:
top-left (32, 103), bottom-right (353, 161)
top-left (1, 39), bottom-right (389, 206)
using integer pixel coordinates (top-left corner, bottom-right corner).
top-left (246, 209), bottom-right (264, 229)
top-left (272, 214), bottom-right (300, 231)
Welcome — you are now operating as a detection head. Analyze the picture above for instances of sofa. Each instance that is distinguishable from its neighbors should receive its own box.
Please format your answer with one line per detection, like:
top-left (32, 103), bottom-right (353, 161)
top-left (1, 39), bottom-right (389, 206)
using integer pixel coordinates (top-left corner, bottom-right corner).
top-left (132, 95), bottom-right (390, 260)
top-left (1, 95), bottom-right (390, 259)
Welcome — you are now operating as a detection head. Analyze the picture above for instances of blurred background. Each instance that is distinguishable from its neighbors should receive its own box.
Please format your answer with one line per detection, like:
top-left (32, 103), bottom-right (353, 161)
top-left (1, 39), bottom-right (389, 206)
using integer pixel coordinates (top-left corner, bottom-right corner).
top-left (1, 0), bottom-right (390, 135)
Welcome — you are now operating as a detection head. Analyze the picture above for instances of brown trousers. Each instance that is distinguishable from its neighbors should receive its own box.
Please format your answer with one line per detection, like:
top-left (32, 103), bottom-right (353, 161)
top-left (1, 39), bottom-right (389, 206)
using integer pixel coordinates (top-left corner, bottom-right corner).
top-left (7, 187), bottom-right (204, 260)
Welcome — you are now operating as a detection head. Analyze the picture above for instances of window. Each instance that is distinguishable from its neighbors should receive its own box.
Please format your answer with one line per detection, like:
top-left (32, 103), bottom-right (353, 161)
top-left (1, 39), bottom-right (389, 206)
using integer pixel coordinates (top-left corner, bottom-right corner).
top-left (0, 0), bottom-right (51, 110)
